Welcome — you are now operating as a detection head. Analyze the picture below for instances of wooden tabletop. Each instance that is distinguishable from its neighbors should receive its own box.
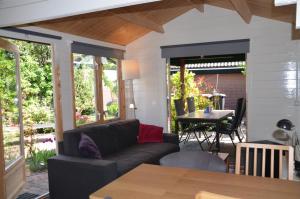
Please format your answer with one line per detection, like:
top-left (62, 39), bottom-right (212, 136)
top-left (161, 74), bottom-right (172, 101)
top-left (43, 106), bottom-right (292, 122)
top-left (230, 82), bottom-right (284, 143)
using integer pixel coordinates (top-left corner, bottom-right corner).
top-left (176, 110), bottom-right (234, 122)
top-left (90, 164), bottom-right (300, 199)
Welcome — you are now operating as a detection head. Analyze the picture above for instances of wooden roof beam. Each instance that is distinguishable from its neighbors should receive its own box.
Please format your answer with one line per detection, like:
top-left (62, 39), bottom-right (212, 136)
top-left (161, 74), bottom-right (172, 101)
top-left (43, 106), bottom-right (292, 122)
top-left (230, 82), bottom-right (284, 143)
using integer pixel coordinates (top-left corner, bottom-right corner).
top-left (187, 0), bottom-right (204, 12)
top-left (292, 22), bottom-right (300, 40)
top-left (116, 12), bottom-right (164, 33)
top-left (229, 0), bottom-right (252, 24)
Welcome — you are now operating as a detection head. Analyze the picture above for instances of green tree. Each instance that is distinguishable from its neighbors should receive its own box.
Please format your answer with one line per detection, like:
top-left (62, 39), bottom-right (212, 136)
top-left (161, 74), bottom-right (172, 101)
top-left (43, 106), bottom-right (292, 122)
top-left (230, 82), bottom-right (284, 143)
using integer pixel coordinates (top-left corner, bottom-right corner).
top-left (0, 40), bottom-right (54, 125)
top-left (171, 69), bottom-right (199, 100)
top-left (74, 64), bottom-right (95, 115)
top-left (0, 49), bottom-right (18, 125)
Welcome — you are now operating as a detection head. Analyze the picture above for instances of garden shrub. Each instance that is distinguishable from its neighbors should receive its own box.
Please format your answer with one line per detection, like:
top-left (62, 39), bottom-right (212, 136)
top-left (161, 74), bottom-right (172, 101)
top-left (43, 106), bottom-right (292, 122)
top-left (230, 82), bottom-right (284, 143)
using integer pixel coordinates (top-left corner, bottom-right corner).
top-left (170, 70), bottom-right (213, 132)
top-left (27, 149), bottom-right (56, 172)
top-left (107, 101), bottom-right (119, 117)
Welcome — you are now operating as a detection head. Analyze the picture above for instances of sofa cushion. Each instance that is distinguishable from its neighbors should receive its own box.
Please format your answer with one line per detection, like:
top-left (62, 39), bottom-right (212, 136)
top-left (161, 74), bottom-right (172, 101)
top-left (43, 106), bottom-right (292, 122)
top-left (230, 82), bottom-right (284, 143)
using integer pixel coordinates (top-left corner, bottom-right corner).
top-left (108, 119), bottom-right (140, 151)
top-left (105, 143), bottom-right (179, 175)
top-left (138, 123), bottom-right (163, 144)
top-left (63, 124), bottom-right (119, 157)
top-left (78, 133), bottom-right (102, 159)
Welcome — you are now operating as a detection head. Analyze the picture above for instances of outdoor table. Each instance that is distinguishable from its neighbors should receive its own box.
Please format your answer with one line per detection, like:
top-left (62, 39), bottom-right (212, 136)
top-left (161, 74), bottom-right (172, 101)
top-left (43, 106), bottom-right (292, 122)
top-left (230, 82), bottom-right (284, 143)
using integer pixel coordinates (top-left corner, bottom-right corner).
top-left (175, 110), bottom-right (234, 152)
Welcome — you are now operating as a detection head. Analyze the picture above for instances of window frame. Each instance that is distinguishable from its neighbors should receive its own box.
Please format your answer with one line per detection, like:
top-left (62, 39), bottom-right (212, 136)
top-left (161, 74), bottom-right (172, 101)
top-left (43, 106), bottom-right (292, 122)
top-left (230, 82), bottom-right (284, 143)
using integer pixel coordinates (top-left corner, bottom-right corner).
top-left (71, 54), bottom-right (125, 128)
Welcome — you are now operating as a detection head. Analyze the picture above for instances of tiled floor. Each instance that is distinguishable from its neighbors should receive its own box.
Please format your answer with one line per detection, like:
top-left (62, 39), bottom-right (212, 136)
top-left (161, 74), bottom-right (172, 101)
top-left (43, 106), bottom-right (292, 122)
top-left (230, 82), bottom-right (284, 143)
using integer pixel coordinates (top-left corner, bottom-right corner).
top-left (20, 170), bottom-right (49, 197)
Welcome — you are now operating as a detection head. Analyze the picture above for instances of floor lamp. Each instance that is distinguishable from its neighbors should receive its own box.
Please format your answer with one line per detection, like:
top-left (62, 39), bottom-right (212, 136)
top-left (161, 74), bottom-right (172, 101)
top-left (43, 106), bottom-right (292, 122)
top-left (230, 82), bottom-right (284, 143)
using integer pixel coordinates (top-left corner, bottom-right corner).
top-left (121, 59), bottom-right (140, 118)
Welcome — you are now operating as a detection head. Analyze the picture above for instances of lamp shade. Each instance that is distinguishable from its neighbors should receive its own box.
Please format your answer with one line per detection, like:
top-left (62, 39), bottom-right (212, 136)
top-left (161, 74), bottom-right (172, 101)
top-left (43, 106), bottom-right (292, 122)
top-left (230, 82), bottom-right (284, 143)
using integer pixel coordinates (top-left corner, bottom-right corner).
top-left (121, 59), bottom-right (140, 80)
top-left (277, 119), bottom-right (294, 131)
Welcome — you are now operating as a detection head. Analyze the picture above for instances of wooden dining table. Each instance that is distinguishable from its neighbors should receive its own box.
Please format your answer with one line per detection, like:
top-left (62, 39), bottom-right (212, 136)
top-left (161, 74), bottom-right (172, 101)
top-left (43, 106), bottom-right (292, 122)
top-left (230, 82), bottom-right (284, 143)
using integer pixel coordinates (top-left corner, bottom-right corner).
top-left (90, 164), bottom-right (300, 199)
top-left (175, 110), bottom-right (234, 151)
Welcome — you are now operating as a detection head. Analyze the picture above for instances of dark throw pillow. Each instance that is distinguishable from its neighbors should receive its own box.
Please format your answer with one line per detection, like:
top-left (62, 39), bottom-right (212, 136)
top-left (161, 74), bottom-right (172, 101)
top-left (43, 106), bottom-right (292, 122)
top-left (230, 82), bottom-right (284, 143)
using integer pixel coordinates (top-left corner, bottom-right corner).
top-left (138, 123), bottom-right (163, 144)
top-left (78, 133), bottom-right (102, 159)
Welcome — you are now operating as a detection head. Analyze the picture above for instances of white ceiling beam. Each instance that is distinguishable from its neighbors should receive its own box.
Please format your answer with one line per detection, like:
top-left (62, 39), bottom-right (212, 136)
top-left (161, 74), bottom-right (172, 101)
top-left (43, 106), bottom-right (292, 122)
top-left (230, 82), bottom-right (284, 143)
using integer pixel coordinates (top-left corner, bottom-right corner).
top-left (229, 0), bottom-right (252, 24)
top-left (297, 0), bottom-right (300, 29)
top-left (274, 0), bottom-right (297, 6)
top-left (116, 12), bottom-right (164, 33)
top-left (0, 0), bottom-right (160, 27)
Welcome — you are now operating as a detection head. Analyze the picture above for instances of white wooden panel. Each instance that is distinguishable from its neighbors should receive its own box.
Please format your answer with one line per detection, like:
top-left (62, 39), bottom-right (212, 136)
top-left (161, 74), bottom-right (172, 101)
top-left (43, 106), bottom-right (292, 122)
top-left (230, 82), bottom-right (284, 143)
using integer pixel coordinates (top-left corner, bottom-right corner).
top-left (125, 5), bottom-right (300, 140)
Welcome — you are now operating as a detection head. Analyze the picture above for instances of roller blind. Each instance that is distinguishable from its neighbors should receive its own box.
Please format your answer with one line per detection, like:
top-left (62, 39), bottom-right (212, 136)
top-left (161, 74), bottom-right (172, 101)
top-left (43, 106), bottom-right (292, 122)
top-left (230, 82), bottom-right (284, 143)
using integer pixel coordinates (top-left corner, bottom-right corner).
top-left (161, 39), bottom-right (250, 58)
top-left (72, 41), bottom-right (125, 59)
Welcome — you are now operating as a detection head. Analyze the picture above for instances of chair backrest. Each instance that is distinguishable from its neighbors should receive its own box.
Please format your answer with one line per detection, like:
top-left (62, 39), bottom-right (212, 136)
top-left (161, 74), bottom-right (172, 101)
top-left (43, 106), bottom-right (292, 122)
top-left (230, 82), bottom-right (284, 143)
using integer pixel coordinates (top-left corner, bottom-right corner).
top-left (237, 98), bottom-right (246, 125)
top-left (231, 98), bottom-right (245, 130)
top-left (174, 99), bottom-right (185, 116)
top-left (235, 143), bottom-right (294, 180)
top-left (186, 97), bottom-right (196, 113)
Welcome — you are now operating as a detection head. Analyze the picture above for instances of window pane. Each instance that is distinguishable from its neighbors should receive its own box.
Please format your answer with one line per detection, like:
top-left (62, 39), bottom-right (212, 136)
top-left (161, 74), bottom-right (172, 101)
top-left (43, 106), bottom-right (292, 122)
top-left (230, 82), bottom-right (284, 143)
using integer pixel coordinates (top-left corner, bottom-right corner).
top-left (101, 57), bottom-right (119, 120)
top-left (0, 49), bottom-right (22, 168)
top-left (73, 53), bottom-right (97, 126)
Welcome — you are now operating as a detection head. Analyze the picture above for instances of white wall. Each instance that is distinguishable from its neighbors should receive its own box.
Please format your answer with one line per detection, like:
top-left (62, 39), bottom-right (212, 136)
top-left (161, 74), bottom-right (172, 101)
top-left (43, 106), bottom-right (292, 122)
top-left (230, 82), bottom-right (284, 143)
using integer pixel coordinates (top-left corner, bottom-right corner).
top-left (0, 26), bottom-right (125, 132)
top-left (125, 5), bottom-right (300, 140)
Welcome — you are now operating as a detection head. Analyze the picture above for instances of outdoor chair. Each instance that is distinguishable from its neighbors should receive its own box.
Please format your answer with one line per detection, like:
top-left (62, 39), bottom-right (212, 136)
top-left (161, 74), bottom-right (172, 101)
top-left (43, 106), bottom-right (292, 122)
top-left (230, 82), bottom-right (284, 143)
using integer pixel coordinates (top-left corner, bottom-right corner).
top-left (174, 99), bottom-right (204, 150)
top-left (186, 96), bottom-right (196, 113)
top-left (186, 96), bottom-right (212, 147)
top-left (210, 98), bottom-right (246, 149)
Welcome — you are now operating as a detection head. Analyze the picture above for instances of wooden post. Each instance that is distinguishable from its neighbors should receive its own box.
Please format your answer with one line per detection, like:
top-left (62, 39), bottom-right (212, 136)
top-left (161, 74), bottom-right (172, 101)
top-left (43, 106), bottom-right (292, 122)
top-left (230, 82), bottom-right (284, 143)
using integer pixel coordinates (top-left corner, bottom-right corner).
top-left (180, 59), bottom-right (185, 100)
top-left (70, 53), bottom-right (76, 128)
top-left (0, 99), bottom-right (5, 199)
top-left (118, 59), bottom-right (126, 120)
top-left (95, 57), bottom-right (105, 123)
top-left (51, 46), bottom-right (64, 142)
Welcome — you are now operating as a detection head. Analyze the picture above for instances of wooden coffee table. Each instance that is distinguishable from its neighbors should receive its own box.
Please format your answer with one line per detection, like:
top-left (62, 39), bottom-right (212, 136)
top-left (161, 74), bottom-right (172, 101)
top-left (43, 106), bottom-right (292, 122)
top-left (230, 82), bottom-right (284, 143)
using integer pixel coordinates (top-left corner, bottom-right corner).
top-left (90, 164), bottom-right (300, 199)
top-left (159, 151), bottom-right (227, 173)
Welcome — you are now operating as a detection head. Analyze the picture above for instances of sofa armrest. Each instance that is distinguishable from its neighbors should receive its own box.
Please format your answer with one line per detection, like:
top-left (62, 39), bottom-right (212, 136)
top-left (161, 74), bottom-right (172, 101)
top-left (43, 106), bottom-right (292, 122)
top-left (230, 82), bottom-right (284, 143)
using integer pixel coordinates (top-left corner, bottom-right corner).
top-left (163, 133), bottom-right (179, 145)
top-left (48, 155), bottom-right (117, 199)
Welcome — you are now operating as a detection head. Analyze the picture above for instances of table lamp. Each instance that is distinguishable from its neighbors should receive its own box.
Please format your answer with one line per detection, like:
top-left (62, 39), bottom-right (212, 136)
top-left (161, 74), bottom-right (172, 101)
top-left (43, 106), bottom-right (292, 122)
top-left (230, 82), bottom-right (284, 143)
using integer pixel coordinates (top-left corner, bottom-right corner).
top-left (273, 119), bottom-right (295, 142)
top-left (121, 59), bottom-right (140, 118)
top-left (273, 119), bottom-right (300, 173)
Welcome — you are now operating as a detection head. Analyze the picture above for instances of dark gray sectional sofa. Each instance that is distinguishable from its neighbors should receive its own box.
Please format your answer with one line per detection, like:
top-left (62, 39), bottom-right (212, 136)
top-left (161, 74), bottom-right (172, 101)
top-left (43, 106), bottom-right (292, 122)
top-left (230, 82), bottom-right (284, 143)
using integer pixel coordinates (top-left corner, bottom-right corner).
top-left (48, 119), bottom-right (180, 199)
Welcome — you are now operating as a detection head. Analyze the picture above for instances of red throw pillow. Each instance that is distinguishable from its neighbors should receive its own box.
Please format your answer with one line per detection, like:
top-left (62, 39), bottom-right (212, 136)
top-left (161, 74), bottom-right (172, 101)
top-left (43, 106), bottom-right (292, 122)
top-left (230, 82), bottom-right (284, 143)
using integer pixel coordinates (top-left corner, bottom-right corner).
top-left (138, 123), bottom-right (163, 144)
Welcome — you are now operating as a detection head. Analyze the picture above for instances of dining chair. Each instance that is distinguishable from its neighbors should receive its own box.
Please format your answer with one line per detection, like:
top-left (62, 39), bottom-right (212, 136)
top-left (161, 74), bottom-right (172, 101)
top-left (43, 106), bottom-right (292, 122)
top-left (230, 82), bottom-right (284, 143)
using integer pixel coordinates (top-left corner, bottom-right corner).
top-left (235, 143), bottom-right (294, 180)
top-left (174, 99), bottom-right (204, 149)
top-left (186, 97), bottom-right (196, 113)
top-left (236, 98), bottom-right (246, 140)
top-left (186, 96), bottom-right (212, 147)
top-left (210, 98), bottom-right (246, 150)
top-left (226, 98), bottom-right (245, 141)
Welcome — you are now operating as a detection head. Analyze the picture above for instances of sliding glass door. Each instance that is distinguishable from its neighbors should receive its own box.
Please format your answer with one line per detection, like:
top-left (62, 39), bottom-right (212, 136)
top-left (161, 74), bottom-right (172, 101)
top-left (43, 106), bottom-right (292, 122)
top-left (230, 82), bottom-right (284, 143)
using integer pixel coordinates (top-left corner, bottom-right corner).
top-left (0, 38), bottom-right (25, 199)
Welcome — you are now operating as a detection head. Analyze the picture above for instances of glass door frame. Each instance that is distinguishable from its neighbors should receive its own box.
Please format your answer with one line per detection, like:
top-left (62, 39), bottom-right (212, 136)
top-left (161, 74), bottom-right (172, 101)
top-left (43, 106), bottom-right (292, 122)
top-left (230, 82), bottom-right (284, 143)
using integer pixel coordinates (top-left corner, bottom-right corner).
top-left (71, 54), bottom-right (126, 128)
top-left (0, 37), bottom-right (25, 199)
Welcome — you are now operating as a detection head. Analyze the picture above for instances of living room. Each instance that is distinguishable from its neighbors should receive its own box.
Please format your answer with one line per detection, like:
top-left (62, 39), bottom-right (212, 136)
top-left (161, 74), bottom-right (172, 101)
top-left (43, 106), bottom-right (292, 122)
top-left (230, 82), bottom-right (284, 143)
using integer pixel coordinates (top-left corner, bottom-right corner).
top-left (0, 0), bottom-right (300, 199)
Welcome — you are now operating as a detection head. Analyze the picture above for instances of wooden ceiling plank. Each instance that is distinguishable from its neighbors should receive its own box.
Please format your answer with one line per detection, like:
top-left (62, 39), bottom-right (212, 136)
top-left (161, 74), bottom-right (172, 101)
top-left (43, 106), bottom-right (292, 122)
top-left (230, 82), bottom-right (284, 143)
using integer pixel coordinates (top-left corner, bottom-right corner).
top-left (229, 0), bottom-right (252, 23)
top-left (187, 0), bottom-right (204, 12)
top-left (115, 12), bottom-right (164, 33)
top-left (35, 0), bottom-right (297, 45)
